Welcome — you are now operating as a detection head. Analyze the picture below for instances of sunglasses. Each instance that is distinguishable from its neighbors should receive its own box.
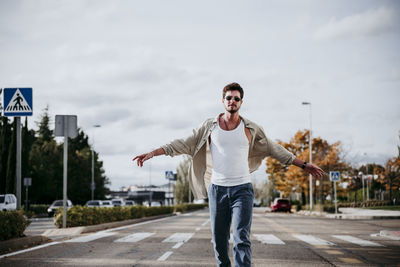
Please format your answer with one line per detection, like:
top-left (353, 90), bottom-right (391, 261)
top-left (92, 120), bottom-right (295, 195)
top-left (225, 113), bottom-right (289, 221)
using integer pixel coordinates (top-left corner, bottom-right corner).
top-left (225, 96), bottom-right (241, 102)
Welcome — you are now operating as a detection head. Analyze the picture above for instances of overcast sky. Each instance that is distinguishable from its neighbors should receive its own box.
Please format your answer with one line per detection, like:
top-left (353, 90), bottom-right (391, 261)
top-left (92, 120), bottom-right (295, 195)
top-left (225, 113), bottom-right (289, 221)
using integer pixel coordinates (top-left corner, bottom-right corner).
top-left (1, 0), bottom-right (399, 190)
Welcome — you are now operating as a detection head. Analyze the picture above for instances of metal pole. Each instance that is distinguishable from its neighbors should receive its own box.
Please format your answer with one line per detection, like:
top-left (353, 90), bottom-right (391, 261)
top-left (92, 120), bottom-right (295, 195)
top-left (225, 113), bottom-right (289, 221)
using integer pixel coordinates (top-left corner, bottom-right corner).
top-left (334, 181), bottom-right (337, 215)
top-left (16, 117), bottom-right (21, 209)
top-left (25, 186), bottom-right (28, 211)
top-left (63, 118), bottom-right (68, 228)
top-left (91, 125), bottom-right (100, 200)
top-left (91, 148), bottom-right (94, 200)
top-left (362, 175), bottom-right (365, 206)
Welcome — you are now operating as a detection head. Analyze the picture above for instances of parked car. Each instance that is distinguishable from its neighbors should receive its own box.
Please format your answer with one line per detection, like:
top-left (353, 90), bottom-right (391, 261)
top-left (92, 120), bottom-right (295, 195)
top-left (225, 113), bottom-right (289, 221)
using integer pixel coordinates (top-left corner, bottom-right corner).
top-left (101, 200), bottom-right (113, 207)
top-left (270, 198), bottom-right (291, 212)
top-left (0, 194), bottom-right (17, 211)
top-left (47, 200), bottom-right (73, 216)
top-left (86, 200), bottom-right (103, 207)
top-left (143, 201), bottom-right (162, 207)
top-left (125, 200), bottom-right (135, 206)
top-left (111, 199), bottom-right (125, 207)
top-left (253, 198), bottom-right (261, 207)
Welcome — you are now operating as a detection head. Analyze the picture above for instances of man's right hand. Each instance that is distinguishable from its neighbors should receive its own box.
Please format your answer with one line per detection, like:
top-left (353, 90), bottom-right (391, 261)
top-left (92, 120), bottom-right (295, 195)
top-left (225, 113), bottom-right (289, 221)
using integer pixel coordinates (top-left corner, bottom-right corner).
top-left (132, 152), bottom-right (154, 167)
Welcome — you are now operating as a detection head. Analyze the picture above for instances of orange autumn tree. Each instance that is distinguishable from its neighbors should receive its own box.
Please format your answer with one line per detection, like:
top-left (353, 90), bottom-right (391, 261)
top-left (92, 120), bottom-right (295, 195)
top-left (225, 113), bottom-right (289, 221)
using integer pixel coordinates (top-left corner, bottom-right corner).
top-left (266, 130), bottom-right (347, 204)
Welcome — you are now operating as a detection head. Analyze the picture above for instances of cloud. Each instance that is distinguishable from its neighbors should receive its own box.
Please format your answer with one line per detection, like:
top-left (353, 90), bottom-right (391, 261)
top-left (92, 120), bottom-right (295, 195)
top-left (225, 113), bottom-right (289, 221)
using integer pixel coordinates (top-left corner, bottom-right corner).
top-left (314, 6), bottom-right (398, 40)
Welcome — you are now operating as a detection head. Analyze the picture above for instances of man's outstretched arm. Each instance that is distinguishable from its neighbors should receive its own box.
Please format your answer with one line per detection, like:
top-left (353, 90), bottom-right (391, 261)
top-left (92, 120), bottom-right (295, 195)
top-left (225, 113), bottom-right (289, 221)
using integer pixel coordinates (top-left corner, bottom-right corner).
top-left (132, 147), bottom-right (165, 167)
top-left (292, 158), bottom-right (326, 179)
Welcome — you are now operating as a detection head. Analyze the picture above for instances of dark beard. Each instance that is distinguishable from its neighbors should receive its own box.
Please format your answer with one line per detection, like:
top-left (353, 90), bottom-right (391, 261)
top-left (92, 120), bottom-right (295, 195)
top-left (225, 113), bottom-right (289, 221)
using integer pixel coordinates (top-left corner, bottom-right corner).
top-left (227, 108), bottom-right (238, 114)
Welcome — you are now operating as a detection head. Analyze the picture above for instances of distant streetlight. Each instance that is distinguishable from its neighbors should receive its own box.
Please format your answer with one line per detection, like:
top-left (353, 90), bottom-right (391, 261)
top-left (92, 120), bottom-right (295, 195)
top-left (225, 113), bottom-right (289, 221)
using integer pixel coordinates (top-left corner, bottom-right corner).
top-left (91, 125), bottom-right (101, 200)
top-left (302, 102), bottom-right (313, 211)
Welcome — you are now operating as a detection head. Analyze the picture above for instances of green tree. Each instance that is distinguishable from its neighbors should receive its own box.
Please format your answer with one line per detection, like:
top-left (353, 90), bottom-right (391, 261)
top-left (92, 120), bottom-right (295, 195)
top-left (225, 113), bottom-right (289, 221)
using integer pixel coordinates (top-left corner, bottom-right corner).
top-left (174, 157), bottom-right (192, 204)
top-left (66, 130), bottom-right (110, 204)
top-left (29, 108), bottom-right (62, 204)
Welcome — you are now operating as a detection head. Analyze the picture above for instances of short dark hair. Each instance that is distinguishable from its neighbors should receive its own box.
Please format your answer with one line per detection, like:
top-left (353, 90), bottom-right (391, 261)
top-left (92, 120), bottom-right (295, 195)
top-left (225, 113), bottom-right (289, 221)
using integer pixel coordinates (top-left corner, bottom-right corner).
top-left (222, 82), bottom-right (244, 99)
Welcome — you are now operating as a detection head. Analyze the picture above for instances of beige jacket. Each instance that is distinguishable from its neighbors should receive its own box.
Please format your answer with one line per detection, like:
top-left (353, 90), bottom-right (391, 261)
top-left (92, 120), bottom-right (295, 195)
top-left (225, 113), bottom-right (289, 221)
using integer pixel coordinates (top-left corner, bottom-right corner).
top-left (161, 114), bottom-right (295, 200)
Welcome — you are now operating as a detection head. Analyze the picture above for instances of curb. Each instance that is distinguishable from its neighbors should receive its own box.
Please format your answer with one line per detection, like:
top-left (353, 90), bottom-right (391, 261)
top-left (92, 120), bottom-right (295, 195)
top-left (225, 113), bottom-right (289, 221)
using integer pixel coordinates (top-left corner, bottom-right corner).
top-left (380, 230), bottom-right (400, 240)
top-left (0, 235), bottom-right (51, 255)
top-left (325, 214), bottom-right (400, 220)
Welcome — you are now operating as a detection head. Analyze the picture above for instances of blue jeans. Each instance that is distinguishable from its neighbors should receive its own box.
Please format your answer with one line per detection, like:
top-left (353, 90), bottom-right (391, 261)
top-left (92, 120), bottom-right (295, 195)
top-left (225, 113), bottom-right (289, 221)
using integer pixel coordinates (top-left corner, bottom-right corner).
top-left (208, 183), bottom-right (254, 267)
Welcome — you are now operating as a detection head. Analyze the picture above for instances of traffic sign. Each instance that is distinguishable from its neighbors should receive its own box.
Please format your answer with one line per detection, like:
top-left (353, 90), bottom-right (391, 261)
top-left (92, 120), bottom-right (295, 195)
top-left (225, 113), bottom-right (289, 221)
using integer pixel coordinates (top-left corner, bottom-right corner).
top-left (3, 88), bottom-right (33, 116)
top-left (165, 171), bottom-right (175, 180)
top-left (329, 171), bottom-right (340, 182)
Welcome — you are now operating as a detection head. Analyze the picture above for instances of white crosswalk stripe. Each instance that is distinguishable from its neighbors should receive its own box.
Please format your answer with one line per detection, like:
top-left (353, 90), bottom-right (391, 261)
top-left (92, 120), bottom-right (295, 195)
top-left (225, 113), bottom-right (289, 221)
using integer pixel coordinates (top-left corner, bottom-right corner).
top-left (163, 233), bottom-right (194, 244)
top-left (293, 234), bottom-right (336, 246)
top-left (254, 234), bottom-right (285, 245)
top-left (66, 232), bottom-right (116, 243)
top-left (114, 232), bottom-right (155, 243)
top-left (332, 235), bottom-right (384, 247)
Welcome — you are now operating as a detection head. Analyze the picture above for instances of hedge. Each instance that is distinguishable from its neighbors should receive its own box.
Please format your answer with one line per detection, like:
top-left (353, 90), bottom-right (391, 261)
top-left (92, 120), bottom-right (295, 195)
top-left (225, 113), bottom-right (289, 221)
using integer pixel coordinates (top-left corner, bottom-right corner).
top-left (54, 204), bottom-right (207, 228)
top-left (0, 210), bottom-right (30, 241)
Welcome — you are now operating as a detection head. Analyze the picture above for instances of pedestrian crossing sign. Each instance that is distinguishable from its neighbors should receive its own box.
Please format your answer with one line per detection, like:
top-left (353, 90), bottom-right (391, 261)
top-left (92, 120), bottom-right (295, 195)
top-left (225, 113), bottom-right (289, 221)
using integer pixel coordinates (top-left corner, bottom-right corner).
top-left (3, 88), bottom-right (33, 116)
top-left (165, 171), bottom-right (175, 180)
top-left (329, 171), bottom-right (340, 182)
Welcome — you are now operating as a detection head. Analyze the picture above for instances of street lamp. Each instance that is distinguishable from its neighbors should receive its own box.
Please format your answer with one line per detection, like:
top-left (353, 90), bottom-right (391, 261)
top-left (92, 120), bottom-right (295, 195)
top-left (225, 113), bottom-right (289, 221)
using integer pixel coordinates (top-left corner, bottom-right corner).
top-left (302, 102), bottom-right (313, 211)
top-left (91, 125), bottom-right (101, 200)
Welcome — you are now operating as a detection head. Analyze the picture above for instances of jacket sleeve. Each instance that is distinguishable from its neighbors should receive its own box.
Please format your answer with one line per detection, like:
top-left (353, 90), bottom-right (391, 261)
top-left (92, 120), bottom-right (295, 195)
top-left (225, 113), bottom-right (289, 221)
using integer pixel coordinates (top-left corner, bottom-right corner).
top-left (264, 136), bottom-right (296, 165)
top-left (161, 122), bottom-right (206, 157)
top-left (254, 126), bottom-right (295, 165)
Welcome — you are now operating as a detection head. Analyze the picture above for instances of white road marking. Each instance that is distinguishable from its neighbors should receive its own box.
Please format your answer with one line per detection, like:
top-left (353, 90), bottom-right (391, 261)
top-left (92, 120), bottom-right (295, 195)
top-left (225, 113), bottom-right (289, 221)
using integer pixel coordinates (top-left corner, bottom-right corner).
top-left (114, 232), bottom-right (154, 243)
top-left (163, 233), bottom-right (194, 244)
top-left (0, 241), bottom-right (60, 259)
top-left (332, 235), bottom-right (384, 247)
top-left (66, 232), bottom-right (115, 243)
top-left (201, 219), bottom-right (210, 226)
top-left (293, 234), bottom-right (336, 246)
top-left (0, 216), bottom-right (175, 259)
top-left (172, 242), bottom-right (184, 249)
top-left (254, 234), bottom-right (285, 245)
top-left (157, 251), bottom-right (173, 261)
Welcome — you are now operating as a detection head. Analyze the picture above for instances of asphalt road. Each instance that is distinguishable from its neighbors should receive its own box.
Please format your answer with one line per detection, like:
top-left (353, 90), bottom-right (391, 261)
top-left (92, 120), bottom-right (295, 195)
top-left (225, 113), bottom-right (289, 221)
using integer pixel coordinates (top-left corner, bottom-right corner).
top-left (1, 208), bottom-right (399, 266)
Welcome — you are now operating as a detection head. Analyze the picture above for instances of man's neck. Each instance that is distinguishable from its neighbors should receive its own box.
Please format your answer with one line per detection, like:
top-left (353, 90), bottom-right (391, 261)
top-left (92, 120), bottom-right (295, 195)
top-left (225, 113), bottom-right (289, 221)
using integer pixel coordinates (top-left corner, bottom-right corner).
top-left (223, 111), bottom-right (240, 122)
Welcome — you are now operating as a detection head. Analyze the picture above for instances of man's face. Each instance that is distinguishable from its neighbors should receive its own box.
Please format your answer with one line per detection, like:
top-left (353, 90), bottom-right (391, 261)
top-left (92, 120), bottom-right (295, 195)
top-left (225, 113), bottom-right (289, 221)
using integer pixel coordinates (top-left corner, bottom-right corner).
top-left (223, 90), bottom-right (242, 114)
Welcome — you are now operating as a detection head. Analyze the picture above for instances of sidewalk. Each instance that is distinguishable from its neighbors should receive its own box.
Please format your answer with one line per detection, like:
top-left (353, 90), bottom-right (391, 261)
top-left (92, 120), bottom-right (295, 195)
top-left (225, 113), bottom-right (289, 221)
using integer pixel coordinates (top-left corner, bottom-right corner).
top-left (296, 207), bottom-right (400, 220)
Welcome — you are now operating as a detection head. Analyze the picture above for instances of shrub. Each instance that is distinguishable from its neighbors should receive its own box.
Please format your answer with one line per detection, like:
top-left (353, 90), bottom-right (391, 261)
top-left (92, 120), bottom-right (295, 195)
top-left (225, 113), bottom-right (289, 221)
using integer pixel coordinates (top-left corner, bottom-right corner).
top-left (0, 210), bottom-right (30, 241)
top-left (55, 203), bottom-right (206, 228)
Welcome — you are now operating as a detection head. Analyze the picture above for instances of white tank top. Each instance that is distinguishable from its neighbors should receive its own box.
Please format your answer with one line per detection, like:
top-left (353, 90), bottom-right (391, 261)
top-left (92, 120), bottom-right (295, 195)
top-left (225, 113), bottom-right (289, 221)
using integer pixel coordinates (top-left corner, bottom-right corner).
top-left (210, 119), bottom-right (251, 186)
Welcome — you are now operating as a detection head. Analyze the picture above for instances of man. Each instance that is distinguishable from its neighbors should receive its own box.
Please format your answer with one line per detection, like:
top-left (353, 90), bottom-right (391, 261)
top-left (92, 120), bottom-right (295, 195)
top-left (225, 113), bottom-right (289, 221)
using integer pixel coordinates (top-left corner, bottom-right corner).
top-left (133, 82), bottom-right (325, 267)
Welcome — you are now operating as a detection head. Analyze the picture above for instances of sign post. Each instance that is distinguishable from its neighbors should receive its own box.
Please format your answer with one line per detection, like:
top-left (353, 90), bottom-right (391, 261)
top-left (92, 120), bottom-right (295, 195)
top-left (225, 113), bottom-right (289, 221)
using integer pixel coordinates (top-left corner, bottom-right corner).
top-left (2, 88), bottom-right (33, 209)
top-left (329, 171), bottom-right (340, 215)
top-left (165, 171), bottom-right (176, 205)
top-left (24, 177), bottom-right (32, 211)
top-left (55, 115), bottom-right (78, 228)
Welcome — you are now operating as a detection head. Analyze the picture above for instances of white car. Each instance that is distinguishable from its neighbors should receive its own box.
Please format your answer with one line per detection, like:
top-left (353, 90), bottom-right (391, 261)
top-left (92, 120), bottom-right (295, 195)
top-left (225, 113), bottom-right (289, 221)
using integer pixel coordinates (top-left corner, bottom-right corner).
top-left (86, 200), bottom-right (103, 207)
top-left (125, 200), bottom-right (135, 206)
top-left (47, 200), bottom-right (73, 216)
top-left (112, 199), bottom-right (125, 207)
top-left (143, 201), bottom-right (162, 207)
top-left (0, 194), bottom-right (17, 211)
top-left (101, 200), bottom-right (113, 207)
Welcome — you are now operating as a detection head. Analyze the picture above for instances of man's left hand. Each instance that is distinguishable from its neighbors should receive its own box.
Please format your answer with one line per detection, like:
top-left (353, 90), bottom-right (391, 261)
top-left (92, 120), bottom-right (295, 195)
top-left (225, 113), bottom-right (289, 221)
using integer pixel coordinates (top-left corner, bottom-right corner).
top-left (304, 163), bottom-right (326, 179)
